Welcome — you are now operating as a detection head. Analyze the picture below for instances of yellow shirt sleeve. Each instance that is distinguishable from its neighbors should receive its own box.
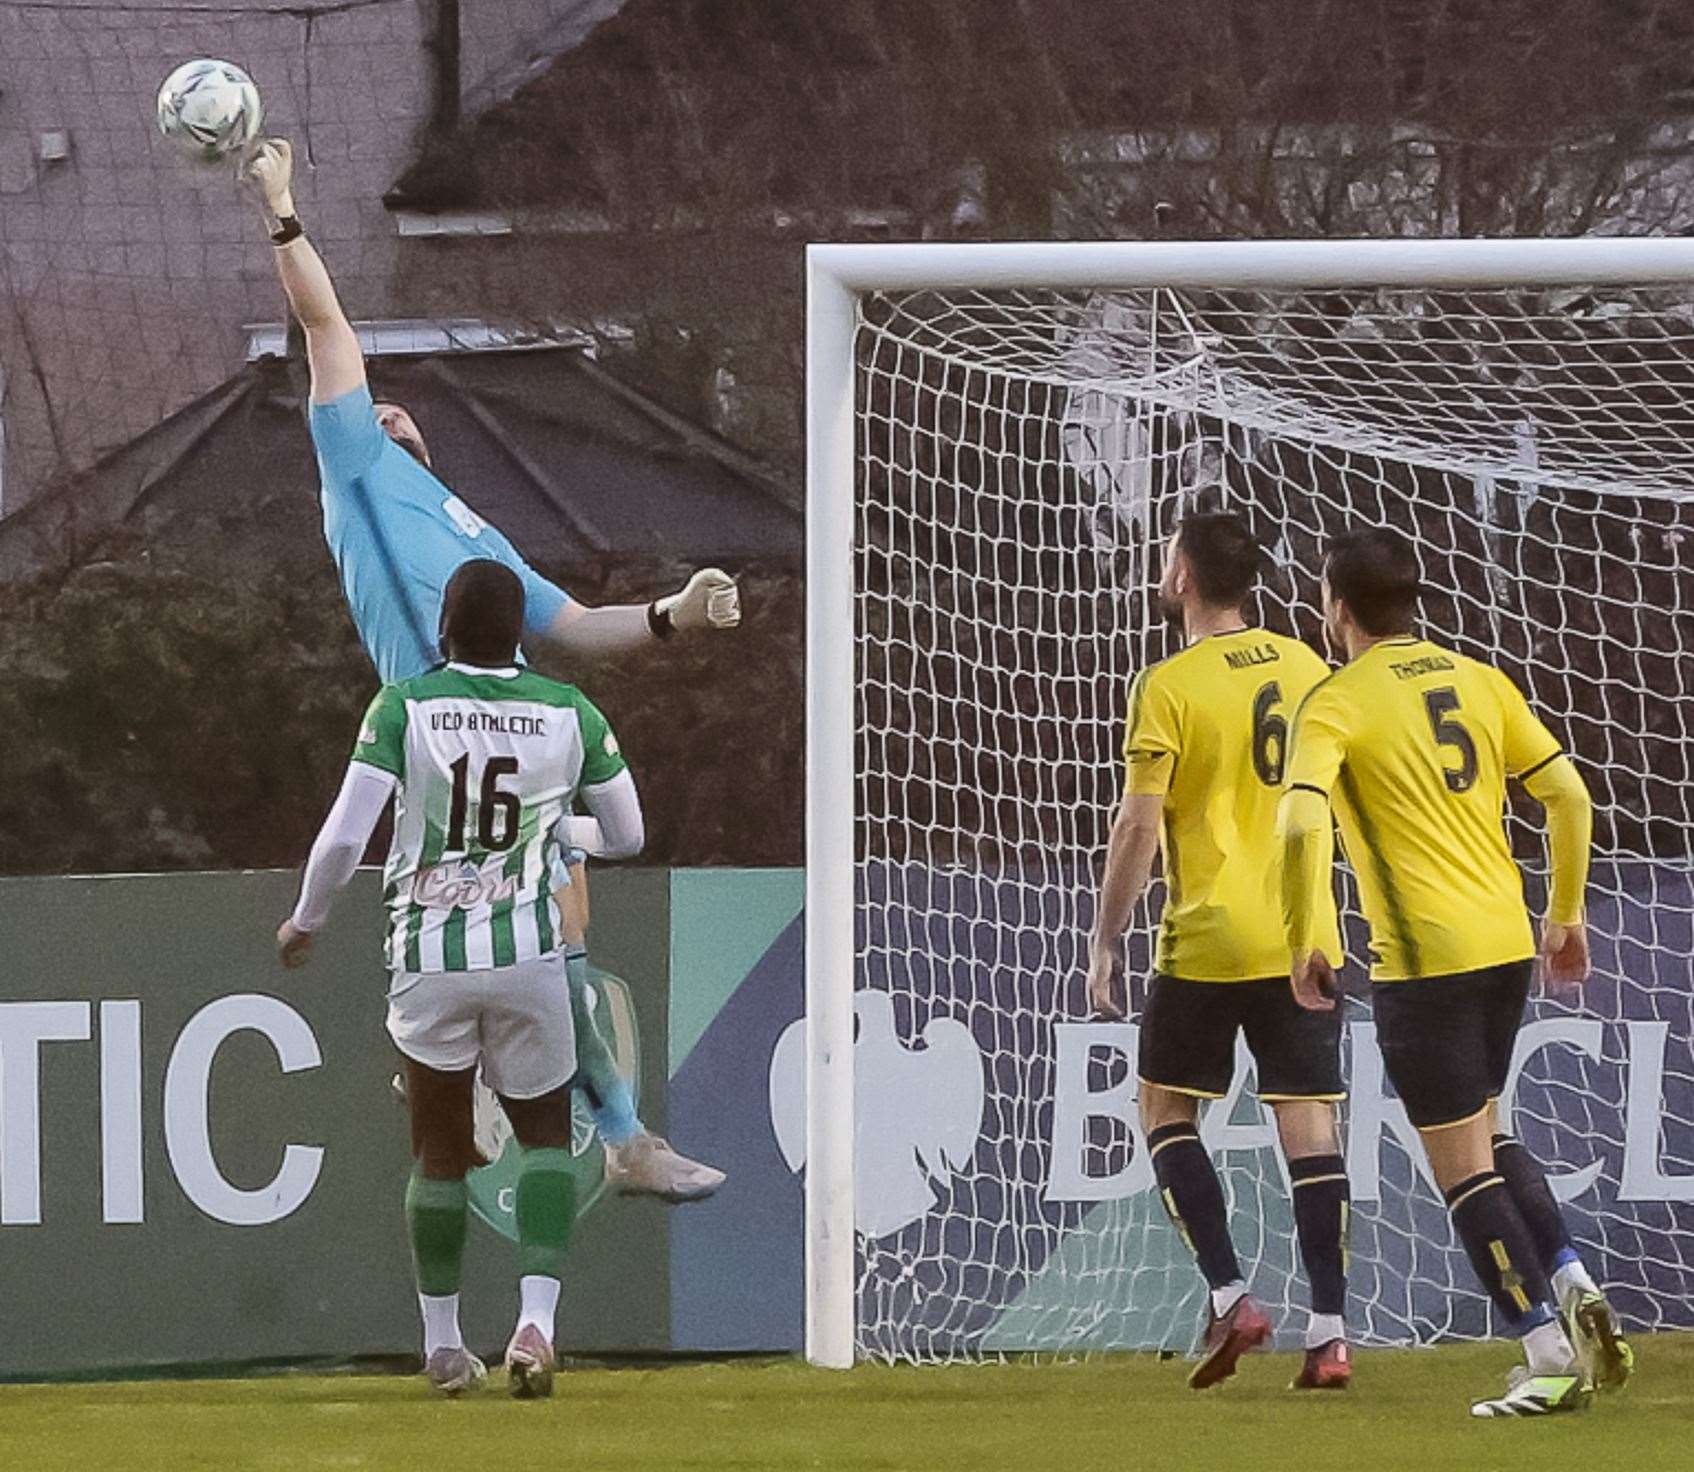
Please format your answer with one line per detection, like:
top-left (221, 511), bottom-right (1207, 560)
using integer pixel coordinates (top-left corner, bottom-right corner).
top-left (1279, 681), bottom-right (1348, 960)
top-left (1494, 668), bottom-right (1586, 923)
top-left (1278, 786), bottom-right (1335, 961)
top-left (1284, 681), bottom-right (1347, 797)
top-left (1522, 753), bottom-right (1593, 925)
top-left (1494, 667), bottom-right (1563, 777)
top-left (1123, 669), bottom-right (1182, 797)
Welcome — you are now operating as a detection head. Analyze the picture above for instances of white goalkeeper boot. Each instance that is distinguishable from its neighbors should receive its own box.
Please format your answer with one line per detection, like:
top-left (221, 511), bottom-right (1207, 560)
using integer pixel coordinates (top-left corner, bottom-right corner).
top-left (604, 1133), bottom-right (726, 1203)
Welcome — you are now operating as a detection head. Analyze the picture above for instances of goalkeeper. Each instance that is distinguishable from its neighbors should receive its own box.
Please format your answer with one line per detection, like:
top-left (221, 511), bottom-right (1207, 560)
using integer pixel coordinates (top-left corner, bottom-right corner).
top-left (244, 138), bottom-right (726, 1203)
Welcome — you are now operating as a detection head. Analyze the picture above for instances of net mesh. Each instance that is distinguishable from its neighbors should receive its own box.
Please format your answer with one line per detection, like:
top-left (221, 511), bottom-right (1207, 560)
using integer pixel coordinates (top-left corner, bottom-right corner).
top-left (852, 280), bottom-right (1694, 1363)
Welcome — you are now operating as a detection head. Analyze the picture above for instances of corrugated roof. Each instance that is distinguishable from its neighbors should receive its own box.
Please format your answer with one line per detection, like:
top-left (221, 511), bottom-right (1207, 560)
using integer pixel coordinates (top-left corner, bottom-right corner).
top-left (0, 344), bottom-right (797, 582)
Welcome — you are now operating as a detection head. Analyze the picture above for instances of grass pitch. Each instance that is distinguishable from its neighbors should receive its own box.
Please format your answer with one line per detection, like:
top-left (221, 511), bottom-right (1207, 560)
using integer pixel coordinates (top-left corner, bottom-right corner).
top-left (1, 1337), bottom-right (1688, 1472)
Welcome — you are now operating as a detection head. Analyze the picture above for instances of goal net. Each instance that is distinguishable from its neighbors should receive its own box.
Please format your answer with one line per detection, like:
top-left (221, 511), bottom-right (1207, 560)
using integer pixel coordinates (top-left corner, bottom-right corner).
top-left (812, 246), bottom-right (1694, 1364)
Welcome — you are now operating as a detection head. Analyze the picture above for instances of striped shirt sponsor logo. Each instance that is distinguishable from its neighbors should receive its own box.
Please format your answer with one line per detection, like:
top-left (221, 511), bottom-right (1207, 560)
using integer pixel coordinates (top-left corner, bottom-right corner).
top-left (411, 857), bottom-right (521, 911)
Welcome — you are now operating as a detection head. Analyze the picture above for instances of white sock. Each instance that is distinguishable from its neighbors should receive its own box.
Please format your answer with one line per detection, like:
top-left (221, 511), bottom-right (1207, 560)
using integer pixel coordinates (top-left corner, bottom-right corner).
top-left (1305, 1312), bottom-right (1346, 1349)
top-left (1551, 1258), bottom-right (1599, 1301)
top-left (419, 1293), bottom-right (463, 1357)
top-left (1210, 1281), bottom-right (1247, 1318)
top-left (1523, 1317), bottom-right (1577, 1376)
top-left (518, 1274), bottom-right (561, 1339)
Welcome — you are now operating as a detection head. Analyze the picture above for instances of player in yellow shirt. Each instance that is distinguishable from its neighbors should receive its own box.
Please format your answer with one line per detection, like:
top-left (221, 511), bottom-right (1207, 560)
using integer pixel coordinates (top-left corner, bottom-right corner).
top-left (1089, 511), bottom-right (1351, 1392)
top-left (1278, 526), bottom-right (1633, 1419)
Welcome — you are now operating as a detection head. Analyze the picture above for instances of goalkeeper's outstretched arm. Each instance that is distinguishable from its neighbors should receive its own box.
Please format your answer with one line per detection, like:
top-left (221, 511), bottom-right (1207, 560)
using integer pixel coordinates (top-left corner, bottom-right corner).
top-left (241, 139), bottom-right (365, 405)
top-left (540, 568), bottom-right (743, 662)
top-left (1086, 792), bottom-right (1163, 1019)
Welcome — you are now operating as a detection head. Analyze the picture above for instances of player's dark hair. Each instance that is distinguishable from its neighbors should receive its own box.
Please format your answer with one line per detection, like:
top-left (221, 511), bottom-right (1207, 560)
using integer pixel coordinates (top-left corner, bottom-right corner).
top-left (1324, 527), bottom-right (1423, 635)
top-left (439, 559), bottom-right (524, 667)
top-left (1176, 510), bottom-right (1267, 606)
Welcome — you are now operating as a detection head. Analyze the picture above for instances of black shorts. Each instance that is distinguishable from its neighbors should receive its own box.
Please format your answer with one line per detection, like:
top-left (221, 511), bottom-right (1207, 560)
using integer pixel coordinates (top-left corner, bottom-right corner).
top-left (1371, 960), bottom-right (1533, 1129)
top-left (1138, 974), bottom-right (1344, 1101)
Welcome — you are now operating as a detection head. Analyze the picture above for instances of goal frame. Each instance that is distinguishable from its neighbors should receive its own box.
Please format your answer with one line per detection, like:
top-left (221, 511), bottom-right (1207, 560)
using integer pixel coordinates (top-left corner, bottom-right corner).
top-left (803, 236), bottom-right (1694, 1370)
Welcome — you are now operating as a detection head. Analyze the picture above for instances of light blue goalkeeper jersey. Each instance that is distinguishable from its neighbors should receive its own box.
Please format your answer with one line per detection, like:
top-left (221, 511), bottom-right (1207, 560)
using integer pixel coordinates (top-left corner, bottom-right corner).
top-left (310, 385), bottom-right (572, 683)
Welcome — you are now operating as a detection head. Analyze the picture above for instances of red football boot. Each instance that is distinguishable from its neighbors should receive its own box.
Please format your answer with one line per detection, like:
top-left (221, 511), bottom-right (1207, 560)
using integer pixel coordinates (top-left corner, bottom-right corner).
top-left (1292, 1338), bottom-right (1352, 1390)
top-left (1188, 1294), bottom-right (1273, 1389)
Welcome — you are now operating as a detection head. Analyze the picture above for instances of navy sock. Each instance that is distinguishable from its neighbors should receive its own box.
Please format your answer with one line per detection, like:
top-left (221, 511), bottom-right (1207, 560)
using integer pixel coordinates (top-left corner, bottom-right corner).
top-left (1493, 1133), bottom-right (1577, 1278)
top-left (1445, 1170), bottom-right (1556, 1330)
top-left (1289, 1152), bottom-right (1349, 1317)
top-left (1148, 1123), bottom-right (1242, 1291)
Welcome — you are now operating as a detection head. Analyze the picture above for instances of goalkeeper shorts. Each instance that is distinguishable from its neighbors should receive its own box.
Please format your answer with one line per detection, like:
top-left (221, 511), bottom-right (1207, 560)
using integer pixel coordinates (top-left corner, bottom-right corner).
top-left (386, 950), bottom-right (576, 1100)
top-left (1137, 973), bottom-right (1344, 1101)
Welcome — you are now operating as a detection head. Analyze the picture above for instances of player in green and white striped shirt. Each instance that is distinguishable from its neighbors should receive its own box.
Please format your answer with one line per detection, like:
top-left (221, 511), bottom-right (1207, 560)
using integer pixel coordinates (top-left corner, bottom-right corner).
top-left (278, 561), bottom-right (644, 1398)
top-left (355, 656), bottom-right (627, 977)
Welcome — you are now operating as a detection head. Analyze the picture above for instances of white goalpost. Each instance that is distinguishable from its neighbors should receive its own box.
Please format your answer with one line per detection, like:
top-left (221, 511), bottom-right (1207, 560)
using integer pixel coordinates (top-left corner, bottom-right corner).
top-left (806, 239), bottom-right (1694, 1369)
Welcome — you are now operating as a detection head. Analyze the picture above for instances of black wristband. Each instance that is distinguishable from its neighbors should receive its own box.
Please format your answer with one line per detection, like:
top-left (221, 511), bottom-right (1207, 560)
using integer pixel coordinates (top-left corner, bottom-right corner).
top-left (647, 601), bottom-right (675, 640)
top-left (270, 214), bottom-right (304, 246)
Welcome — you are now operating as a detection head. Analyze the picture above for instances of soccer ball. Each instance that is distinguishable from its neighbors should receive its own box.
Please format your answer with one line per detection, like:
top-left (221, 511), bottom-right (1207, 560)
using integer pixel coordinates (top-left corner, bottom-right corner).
top-left (156, 59), bottom-right (263, 163)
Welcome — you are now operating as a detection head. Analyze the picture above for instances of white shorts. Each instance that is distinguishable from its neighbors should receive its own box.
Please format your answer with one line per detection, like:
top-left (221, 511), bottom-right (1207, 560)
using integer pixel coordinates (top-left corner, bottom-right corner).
top-left (386, 951), bottom-right (577, 1101)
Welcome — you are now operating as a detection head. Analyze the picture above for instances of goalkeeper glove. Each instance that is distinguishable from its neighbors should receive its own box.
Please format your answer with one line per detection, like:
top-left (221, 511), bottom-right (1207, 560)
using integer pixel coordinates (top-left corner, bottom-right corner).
top-left (240, 138), bottom-right (296, 225)
top-left (653, 568), bottom-right (741, 634)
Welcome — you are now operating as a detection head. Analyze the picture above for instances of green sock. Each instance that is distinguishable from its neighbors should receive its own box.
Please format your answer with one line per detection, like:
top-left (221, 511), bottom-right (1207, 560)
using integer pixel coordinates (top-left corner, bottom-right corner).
top-left (406, 1172), bottom-right (468, 1296)
top-left (516, 1147), bottom-right (577, 1280)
